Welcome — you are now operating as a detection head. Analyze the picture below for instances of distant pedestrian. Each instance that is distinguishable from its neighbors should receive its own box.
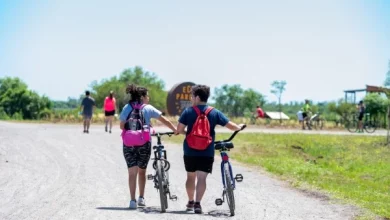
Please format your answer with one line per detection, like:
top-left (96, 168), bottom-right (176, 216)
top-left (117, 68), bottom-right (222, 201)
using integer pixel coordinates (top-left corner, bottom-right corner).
top-left (104, 91), bottom-right (116, 133)
top-left (80, 90), bottom-right (96, 133)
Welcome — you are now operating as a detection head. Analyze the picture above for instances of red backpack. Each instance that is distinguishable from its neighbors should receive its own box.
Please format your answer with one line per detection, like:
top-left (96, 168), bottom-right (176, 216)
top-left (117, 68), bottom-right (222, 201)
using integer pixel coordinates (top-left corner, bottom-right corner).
top-left (186, 106), bottom-right (214, 150)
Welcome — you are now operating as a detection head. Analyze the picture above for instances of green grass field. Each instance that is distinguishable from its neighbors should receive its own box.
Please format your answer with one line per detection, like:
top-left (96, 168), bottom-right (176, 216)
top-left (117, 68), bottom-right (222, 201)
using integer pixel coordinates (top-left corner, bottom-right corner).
top-left (168, 133), bottom-right (390, 219)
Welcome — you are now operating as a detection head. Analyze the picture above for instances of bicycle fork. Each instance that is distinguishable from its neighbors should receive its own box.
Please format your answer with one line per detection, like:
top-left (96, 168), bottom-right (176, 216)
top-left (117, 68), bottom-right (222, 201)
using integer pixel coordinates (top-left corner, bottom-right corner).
top-left (215, 152), bottom-right (244, 206)
top-left (147, 160), bottom-right (178, 201)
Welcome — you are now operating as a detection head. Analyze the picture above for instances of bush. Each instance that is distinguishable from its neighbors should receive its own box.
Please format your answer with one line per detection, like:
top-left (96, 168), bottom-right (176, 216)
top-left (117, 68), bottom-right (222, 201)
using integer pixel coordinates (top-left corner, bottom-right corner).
top-left (0, 108), bottom-right (10, 120)
top-left (11, 112), bottom-right (23, 120)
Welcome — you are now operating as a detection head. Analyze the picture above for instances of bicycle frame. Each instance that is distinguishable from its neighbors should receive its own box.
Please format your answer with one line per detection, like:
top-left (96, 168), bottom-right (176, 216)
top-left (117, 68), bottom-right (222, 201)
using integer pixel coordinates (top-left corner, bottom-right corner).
top-left (220, 151), bottom-right (236, 189)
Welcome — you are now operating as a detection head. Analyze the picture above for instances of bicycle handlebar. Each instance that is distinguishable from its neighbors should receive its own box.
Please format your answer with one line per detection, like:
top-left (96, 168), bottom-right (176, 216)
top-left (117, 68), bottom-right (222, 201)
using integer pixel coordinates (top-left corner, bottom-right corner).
top-left (214, 124), bottom-right (246, 144)
top-left (151, 132), bottom-right (175, 137)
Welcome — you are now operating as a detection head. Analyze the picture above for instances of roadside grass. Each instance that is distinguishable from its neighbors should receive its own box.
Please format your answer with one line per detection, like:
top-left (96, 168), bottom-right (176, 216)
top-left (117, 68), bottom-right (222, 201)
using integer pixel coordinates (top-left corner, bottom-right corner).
top-left (168, 133), bottom-right (390, 219)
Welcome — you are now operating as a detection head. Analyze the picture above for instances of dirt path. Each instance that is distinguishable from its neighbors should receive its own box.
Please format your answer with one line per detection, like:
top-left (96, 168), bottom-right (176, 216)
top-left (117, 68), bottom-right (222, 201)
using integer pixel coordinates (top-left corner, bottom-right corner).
top-left (0, 122), bottom-right (361, 220)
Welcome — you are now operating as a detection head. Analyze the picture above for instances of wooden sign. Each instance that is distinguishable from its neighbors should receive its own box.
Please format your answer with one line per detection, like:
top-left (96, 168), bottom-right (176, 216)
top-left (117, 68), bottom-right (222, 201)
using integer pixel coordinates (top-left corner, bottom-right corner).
top-left (166, 82), bottom-right (195, 116)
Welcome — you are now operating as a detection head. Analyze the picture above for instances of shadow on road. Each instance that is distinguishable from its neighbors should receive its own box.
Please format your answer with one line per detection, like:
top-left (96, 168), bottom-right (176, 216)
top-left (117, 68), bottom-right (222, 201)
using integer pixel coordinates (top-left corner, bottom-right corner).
top-left (96, 206), bottom-right (233, 217)
top-left (208, 210), bottom-right (231, 218)
top-left (138, 206), bottom-right (162, 214)
top-left (167, 210), bottom-right (197, 215)
top-left (96, 207), bottom-right (131, 211)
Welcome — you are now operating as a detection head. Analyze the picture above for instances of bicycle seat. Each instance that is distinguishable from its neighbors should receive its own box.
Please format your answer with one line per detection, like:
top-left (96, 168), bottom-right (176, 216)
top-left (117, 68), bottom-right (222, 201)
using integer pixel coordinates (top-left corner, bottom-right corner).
top-left (153, 145), bottom-right (164, 150)
top-left (215, 142), bottom-right (234, 150)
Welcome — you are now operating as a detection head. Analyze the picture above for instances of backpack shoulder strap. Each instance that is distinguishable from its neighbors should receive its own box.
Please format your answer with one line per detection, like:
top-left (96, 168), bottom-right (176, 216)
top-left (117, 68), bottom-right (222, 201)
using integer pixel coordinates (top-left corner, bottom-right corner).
top-left (192, 106), bottom-right (201, 116)
top-left (126, 104), bottom-right (135, 121)
top-left (204, 106), bottom-right (214, 115)
top-left (138, 104), bottom-right (148, 124)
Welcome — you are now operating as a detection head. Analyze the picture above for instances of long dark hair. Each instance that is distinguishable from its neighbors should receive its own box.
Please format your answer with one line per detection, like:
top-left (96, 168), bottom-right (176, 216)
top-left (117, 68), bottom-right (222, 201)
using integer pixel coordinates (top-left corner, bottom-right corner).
top-left (109, 91), bottom-right (114, 99)
top-left (126, 84), bottom-right (148, 103)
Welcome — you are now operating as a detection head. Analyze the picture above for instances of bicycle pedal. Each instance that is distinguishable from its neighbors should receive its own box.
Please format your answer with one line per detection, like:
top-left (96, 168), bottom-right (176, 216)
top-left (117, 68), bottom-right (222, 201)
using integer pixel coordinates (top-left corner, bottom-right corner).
top-left (170, 195), bottom-right (178, 201)
top-left (147, 174), bottom-right (154, 180)
top-left (235, 174), bottom-right (244, 182)
top-left (215, 198), bottom-right (223, 206)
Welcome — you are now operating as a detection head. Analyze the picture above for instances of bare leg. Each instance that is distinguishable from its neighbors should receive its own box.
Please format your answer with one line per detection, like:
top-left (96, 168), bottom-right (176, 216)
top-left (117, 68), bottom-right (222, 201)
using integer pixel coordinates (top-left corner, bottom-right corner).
top-left (83, 118), bottom-right (87, 131)
top-left (186, 172), bottom-right (196, 202)
top-left (86, 119), bottom-right (91, 131)
top-left (128, 167), bottom-right (138, 201)
top-left (105, 116), bottom-right (108, 131)
top-left (138, 168), bottom-right (146, 197)
top-left (195, 171), bottom-right (208, 202)
top-left (109, 116), bottom-right (113, 132)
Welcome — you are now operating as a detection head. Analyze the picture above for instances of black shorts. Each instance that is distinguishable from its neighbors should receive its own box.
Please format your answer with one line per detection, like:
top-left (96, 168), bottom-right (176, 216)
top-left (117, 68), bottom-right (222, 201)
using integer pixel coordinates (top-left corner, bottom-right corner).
top-left (358, 113), bottom-right (364, 121)
top-left (184, 155), bottom-right (214, 173)
top-left (302, 113), bottom-right (307, 119)
top-left (105, 110), bottom-right (115, 116)
top-left (123, 142), bottom-right (151, 169)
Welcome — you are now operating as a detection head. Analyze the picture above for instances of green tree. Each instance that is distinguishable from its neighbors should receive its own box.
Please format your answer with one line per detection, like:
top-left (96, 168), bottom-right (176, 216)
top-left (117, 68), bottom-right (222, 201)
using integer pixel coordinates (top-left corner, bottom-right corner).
top-left (382, 60), bottom-right (390, 144)
top-left (327, 99), bottom-right (356, 121)
top-left (0, 77), bottom-right (52, 119)
top-left (52, 97), bottom-right (80, 109)
top-left (213, 84), bottom-right (265, 117)
top-left (270, 80), bottom-right (287, 123)
top-left (90, 66), bottom-right (167, 112)
top-left (363, 93), bottom-right (387, 118)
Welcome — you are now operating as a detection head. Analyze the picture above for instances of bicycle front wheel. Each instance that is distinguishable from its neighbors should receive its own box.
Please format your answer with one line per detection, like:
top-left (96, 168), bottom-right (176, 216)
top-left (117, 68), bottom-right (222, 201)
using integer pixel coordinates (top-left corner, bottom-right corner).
top-left (224, 163), bottom-right (235, 216)
top-left (157, 161), bottom-right (167, 212)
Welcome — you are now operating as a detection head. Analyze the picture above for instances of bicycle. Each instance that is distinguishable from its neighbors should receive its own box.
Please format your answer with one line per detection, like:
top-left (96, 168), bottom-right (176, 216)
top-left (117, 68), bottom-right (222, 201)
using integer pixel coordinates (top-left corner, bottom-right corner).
top-left (147, 132), bottom-right (177, 213)
top-left (346, 113), bottom-right (377, 133)
top-left (309, 112), bottom-right (325, 130)
top-left (214, 124), bottom-right (246, 216)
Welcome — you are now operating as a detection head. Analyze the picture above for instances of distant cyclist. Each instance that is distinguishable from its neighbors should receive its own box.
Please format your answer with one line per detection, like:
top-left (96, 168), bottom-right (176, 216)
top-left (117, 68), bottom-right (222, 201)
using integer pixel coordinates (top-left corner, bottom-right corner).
top-left (357, 100), bottom-right (365, 132)
top-left (301, 99), bottom-right (311, 130)
top-left (104, 91), bottom-right (116, 133)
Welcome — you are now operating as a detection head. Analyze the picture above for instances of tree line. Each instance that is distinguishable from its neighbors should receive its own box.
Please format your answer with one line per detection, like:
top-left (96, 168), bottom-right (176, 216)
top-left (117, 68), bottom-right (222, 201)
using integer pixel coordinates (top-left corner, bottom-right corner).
top-left (1, 62), bottom-right (390, 122)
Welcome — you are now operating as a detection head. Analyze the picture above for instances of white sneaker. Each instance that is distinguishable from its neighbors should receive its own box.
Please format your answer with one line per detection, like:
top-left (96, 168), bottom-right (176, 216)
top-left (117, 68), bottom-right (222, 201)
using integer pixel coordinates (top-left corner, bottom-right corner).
top-left (137, 197), bottom-right (146, 207)
top-left (129, 200), bottom-right (137, 209)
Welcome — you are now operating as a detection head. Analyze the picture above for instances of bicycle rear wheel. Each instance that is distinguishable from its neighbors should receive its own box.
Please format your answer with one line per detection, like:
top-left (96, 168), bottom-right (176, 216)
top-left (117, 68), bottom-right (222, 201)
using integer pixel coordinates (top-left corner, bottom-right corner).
top-left (364, 121), bottom-right (377, 133)
top-left (319, 119), bottom-right (325, 130)
top-left (157, 161), bottom-right (167, 212)
top-left (346, 120), bottom-right (358, 133)
top-left (224, 163), bottom-right (235, 216)
top-left (309, 120), bottom-right (315, 130)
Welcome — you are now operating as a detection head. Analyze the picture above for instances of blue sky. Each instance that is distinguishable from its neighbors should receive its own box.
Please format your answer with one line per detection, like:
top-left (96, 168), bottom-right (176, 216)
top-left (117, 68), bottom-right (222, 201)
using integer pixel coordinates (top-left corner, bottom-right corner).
top-left (0, 0), bottom-right (389, 103)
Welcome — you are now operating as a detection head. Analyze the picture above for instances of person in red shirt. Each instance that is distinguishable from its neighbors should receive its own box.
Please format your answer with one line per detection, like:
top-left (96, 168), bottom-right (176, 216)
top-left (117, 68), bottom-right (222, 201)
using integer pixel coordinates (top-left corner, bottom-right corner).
top-left (104, 91), bottom-right (116, 133)
top-left (255, 106), bottom-right (265, 119)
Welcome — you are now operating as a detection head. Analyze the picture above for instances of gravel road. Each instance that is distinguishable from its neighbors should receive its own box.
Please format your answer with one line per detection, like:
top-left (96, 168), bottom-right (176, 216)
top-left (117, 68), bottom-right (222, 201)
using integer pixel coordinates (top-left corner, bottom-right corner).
top-left (0, 122), bottom-right (362, 220)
